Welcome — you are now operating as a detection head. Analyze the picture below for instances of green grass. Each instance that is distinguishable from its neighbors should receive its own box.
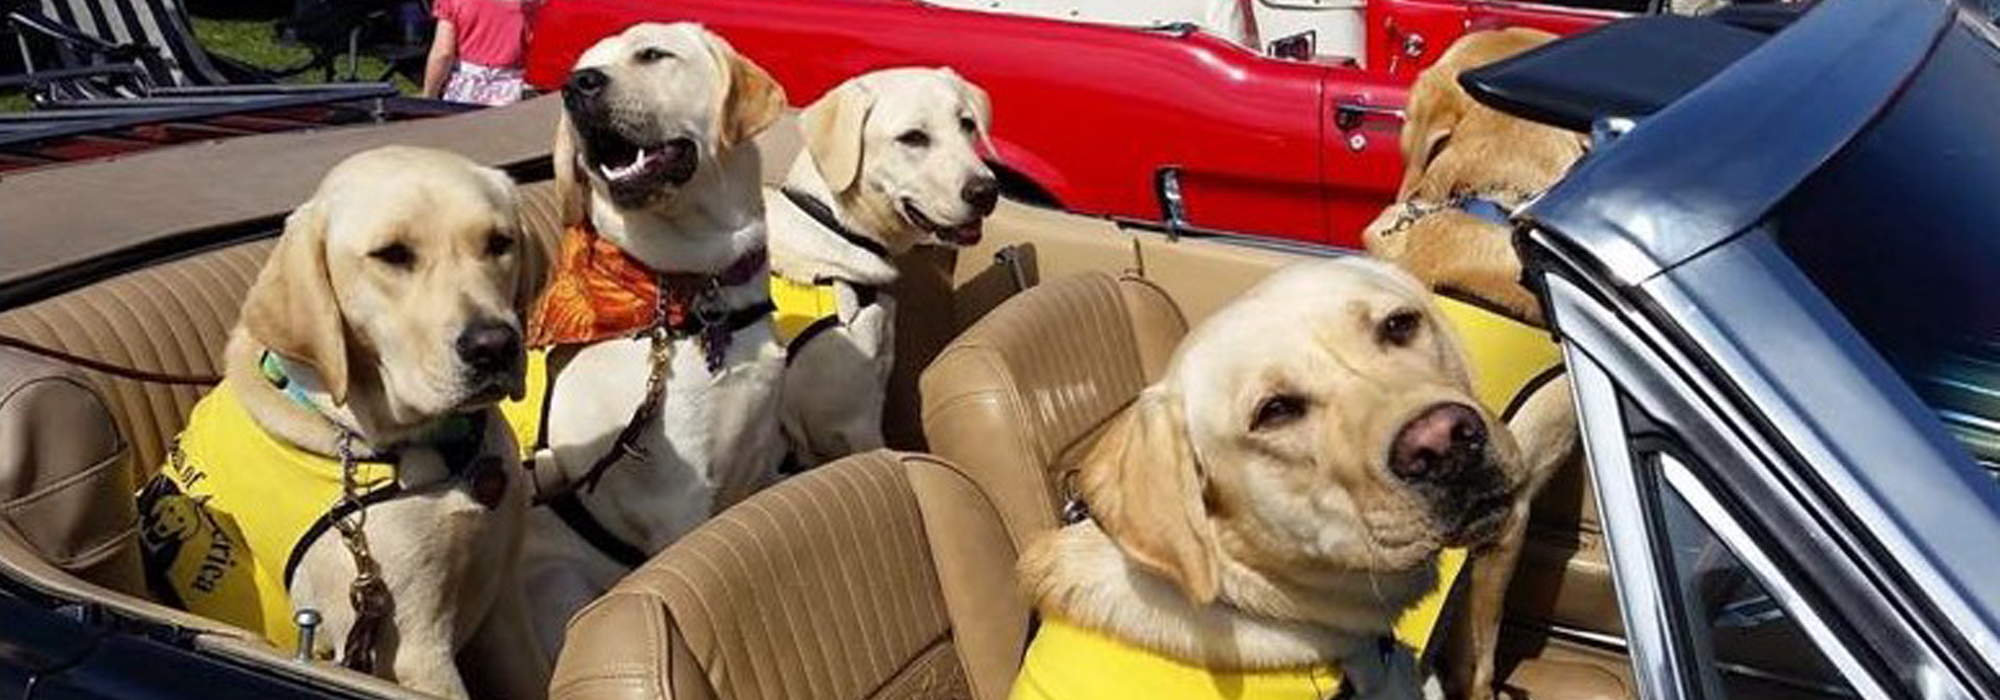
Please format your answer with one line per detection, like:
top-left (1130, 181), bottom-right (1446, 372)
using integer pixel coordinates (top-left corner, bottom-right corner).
top-left (1, 16), bottom-right (420, 111)
top-left (191, 17), bottom-right (421, 94)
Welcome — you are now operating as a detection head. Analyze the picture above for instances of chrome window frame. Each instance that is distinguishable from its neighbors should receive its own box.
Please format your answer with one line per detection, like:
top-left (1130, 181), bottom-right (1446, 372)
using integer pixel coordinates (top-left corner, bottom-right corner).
top-left (1533, 233), bottom-right (1980, 700)
top-left (1652, 451), bottom-right (1890, 700)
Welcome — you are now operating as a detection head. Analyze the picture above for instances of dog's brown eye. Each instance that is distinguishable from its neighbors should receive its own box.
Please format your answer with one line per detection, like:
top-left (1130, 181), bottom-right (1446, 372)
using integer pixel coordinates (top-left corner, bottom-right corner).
top-left (484, 233), bottom-right (515, 258)
top-left (1251, 394), bottom-right (1308, 431)
top-left (635, 47), bottom-right (674, 63)
top-left (369, 243), bottom-right (415, 269)
top-left (896, 129), bottom-right (931, 148)
top-left (959, 116), bottom-right (977, 133)
top-left (1378, 309), bottom-right (1423, 347)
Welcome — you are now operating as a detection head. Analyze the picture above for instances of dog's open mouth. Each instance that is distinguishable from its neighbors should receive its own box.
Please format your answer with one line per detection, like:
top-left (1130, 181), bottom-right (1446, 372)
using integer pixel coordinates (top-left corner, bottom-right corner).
top-left (903, 199), bottom-right (984, 246)
top-left (577, 123), bottom-right (697, 205)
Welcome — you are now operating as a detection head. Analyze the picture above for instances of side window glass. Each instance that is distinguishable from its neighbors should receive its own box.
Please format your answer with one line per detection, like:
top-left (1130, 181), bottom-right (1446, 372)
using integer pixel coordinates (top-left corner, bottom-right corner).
top-left (1649, 454), bottom-right (1862, 699)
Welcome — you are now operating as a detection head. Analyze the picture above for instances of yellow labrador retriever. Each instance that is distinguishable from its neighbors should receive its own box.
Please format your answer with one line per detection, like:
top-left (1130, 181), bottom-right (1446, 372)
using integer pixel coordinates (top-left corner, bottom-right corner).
top-left (506, 22), bottom-right (789, 658)
top-left (137, 146), bottom-right (551, 699)
top-left (767, 67), bottom-right (998, 466)
top-left (1015, 259), bottom-right (1525, 700)
top-left (1364, 28), bottom-right (1584, 326)
top-left (1361, 29), bottom-right (1589, 700)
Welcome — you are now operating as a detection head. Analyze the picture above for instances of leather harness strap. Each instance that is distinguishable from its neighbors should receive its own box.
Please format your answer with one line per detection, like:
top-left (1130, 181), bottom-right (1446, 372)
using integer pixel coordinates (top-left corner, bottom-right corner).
top-left (523, 241), bottom-right (775, 566)
top-left (547, 491), bottom-right (648, 569)
top-left (771, 187), bottom-right (889, 365)
top-left (779, 187), bottom-right (892, 259)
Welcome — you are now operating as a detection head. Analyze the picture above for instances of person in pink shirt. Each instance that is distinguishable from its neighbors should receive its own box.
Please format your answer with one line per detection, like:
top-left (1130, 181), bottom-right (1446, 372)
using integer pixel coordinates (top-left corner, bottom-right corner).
top-left (422, 0), bottom-right (540, 106)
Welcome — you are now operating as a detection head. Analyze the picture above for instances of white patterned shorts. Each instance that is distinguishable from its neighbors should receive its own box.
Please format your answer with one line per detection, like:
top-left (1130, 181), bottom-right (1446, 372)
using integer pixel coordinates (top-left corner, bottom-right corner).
top-left (442, 62), bottom-right (526, 107)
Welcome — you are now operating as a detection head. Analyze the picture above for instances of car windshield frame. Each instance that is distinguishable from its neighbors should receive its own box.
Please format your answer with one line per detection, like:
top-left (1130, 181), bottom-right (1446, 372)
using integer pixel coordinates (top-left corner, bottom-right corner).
top-left (1521, 0), bottom-right (2000, 693)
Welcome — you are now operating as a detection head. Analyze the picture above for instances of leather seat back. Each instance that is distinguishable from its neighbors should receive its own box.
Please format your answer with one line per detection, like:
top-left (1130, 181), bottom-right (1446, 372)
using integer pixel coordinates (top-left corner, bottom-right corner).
top-left (552, 451), bottom-right (1024, 700)
top-left (0, 241), bottom-right (272, 474)
top-left (0, 348), bottom-right (146, 597)
top-left (919, 271), bottom-right (1186, 552)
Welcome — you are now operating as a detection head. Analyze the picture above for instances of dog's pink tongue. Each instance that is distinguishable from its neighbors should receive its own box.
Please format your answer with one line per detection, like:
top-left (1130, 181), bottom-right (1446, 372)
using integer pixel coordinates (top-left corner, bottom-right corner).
top-left (943, 221), bottom-right (983, 246)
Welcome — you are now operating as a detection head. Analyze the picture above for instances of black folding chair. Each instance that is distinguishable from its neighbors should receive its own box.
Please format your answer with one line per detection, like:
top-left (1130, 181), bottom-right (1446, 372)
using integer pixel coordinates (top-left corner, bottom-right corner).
top-left (3, 0), bottom-right (391, 106)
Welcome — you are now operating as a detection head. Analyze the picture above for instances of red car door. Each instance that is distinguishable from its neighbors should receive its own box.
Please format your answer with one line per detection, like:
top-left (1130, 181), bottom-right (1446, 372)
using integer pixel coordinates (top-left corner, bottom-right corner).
top-left (1169, 36), bottom-right (1340, 244)
top-left (1368, 0), bottom-right (1475, 80)
top-left (1320, 66), bottom-right (1411, 245)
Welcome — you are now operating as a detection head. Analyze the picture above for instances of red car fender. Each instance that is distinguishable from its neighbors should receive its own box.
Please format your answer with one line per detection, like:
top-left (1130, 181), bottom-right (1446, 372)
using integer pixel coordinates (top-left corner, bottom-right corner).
top-left (983, 136), bottom-right (1070, 208)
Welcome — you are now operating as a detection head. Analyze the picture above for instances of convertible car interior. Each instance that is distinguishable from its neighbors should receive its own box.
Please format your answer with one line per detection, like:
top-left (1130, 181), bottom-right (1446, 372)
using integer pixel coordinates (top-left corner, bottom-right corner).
top-left (0, 94), bottom-right (1637, 699)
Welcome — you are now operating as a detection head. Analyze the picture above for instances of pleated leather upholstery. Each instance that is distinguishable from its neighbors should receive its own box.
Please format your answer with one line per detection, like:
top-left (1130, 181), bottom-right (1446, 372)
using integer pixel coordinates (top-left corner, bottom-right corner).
top-left (0, 240), bottom-right (272, 474)
top-left (0, 348), bottom-right (147, 598)
top-left (517, 180), bottom-right (566, 253)
top-left (554, 450), bottom-right (1021, 700)
top-left (919, 272), bottom-right (1187, 552)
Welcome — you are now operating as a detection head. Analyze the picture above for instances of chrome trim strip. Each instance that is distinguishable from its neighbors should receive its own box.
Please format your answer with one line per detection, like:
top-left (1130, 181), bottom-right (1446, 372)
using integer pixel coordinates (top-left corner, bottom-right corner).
top-left (1658, 454), bottom-right (1892, 700)
top-left (1549, 274), bottom-right (1688, 700)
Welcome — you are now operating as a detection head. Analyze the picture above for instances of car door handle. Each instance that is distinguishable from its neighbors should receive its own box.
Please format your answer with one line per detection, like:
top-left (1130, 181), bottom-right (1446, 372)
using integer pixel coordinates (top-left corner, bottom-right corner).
top-left (1335, 102), bottom-right (1405, 131)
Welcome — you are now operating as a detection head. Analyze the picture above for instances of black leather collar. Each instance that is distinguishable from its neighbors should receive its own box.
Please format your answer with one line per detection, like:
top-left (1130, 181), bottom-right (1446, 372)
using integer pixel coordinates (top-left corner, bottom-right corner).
top-left (779, 187), bottom-right (891, 260)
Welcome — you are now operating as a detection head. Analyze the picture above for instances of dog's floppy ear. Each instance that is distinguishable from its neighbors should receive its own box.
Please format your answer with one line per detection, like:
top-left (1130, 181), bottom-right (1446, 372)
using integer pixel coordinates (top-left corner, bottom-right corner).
top-left (552, 112), bottom-right (588, 226)
top-left (802, 81), bottom-right (874, 194)
top-left (1397, 125), bottom-right (1453, 200)
top-left (1395, 65), bottom-right (1463, 200)
top-left (242, 200), bottom-right (351, 404)
top-left (942, 67), bottom-right (996, 155)
top-left (1078, 387), bottom-right (1222, 604)
top-left (699, 28), bottom-right (787, 149)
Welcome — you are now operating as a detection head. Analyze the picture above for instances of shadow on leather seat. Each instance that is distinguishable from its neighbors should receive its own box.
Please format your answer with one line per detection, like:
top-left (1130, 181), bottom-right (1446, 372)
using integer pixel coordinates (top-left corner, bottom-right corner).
top-left (551, 450), bottom-right (1025, 700)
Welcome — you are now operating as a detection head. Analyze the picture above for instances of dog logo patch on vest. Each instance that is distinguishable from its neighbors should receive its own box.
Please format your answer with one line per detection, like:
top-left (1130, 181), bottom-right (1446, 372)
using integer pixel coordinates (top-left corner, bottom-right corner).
top-left (137, 456), bottom-right (253, 618)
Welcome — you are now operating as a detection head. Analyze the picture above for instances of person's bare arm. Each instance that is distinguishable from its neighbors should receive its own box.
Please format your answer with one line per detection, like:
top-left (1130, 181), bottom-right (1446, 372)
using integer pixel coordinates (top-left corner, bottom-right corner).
top-left (422, 19), bottom-right (458, 98)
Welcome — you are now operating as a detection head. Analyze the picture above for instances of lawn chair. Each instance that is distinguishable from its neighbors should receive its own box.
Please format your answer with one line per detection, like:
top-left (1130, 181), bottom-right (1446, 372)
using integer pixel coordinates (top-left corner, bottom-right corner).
top-left (3, 0), bottom-right (391, 106)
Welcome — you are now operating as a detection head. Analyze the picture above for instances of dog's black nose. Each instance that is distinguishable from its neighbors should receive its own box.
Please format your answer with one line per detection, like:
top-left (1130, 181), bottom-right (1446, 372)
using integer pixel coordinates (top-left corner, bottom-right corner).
top-left (566, 68), bottom-right (609, 98)
top-left (962, 175), bottom-right (1000, 216)
top-left (456, 321), bottom-right (521, 376)
top-left (1389, 403), bottom-right (1487, 482)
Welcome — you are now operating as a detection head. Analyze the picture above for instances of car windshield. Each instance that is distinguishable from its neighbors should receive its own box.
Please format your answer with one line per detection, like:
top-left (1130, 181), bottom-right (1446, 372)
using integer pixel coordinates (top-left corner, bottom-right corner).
top-left (1772, 13), bottom-right (2000, 478)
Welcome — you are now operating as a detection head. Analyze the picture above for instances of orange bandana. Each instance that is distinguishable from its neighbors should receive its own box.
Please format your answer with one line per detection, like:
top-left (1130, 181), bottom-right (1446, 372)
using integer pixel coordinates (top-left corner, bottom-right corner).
top-left (528, 224), bottom-right (770, 352)
top-left (529, 224), bottom-right (660, 347)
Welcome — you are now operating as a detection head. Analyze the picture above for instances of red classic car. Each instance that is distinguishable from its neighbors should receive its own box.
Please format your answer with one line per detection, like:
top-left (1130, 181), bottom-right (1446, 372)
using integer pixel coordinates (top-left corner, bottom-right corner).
top-left (526, 0), bottom-right (1630, 246)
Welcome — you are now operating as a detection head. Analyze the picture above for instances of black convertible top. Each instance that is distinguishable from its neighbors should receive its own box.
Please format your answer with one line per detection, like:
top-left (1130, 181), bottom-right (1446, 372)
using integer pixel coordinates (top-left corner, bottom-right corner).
top-left (1458, 15), bottom-right (1769, 133)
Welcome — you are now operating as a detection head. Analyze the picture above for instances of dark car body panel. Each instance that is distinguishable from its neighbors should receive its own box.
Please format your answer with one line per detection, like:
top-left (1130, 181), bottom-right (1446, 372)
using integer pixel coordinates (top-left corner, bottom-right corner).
top-left (1514, 0), bottom-right (2000, 695)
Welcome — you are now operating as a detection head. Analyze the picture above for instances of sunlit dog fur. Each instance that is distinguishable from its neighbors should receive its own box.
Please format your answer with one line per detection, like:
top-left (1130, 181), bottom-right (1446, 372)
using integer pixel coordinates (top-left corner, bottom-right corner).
top-left (768, 67), bottom-right (998, 465)
top-left (518, 22), bottom-right (789, 658)
top-left (1364, 28), bottom-right (1585, 326)
top-left (1361, 29), bottom-right (1588, 700)
top-left (224, 146), bottom-right (551, 699)
top-left (1021, 259), bottom-right (1524, 692)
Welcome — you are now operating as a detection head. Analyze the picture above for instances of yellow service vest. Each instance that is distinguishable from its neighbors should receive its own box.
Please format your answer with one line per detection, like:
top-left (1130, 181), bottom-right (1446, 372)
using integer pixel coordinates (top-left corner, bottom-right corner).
top-left (1012, 550), bottom-right (1467, 700)
top-left (136, 381), bottom-right (398, 652)
top-left (1432, 294), bottom-right (1565, 419)
top-left (768, 273), bottom-right (846, 350)
top-left (499, 349), bottom-right (552, 461)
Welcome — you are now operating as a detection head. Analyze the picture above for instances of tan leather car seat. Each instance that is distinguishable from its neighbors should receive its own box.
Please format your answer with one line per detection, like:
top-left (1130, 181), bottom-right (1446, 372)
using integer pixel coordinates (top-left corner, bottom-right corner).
top-left (0, 241), bottom-right (273, 473)
top-left (918, 271), bottom-right (1186, 552)
top-left (0, 348), bottom-right (146, 597)
top-left (551, 450), bottom-right (1024, 700)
